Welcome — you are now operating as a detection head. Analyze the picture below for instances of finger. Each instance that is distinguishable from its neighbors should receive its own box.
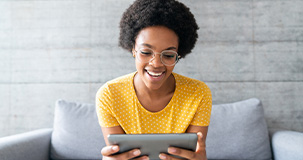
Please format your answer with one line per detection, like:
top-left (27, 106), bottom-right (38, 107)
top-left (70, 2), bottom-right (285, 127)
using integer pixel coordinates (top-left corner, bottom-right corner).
top-left (114, 149), bottom-right (141, 160)
top-left (159, 153), bottom-right (183, 160)
top-left (133, 155), bottom-right (149, 160)
top-left (196, 132), bottom-right (205, 152)
top-left (167, 147), bottom-right (197, 160)
top-left (101, 145), bottom-right (119, 156)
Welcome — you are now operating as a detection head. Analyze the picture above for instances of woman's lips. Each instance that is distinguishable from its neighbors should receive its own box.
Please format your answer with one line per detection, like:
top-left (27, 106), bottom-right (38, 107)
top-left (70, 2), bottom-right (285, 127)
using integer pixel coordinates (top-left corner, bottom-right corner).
top-left (146, 70), bottom-right (164, 77)
top-left (145, 70), bottom-right (165, 81)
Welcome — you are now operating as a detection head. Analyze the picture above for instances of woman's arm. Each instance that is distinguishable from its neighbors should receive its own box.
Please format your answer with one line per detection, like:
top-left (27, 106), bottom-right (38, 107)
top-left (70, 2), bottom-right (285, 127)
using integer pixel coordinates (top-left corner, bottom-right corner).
top-left (101, 126), bottom-right (125, 145)
top-left (159, 125), bottom-right (208, 160)
top-left (186, 125), bottom-right (208, 152)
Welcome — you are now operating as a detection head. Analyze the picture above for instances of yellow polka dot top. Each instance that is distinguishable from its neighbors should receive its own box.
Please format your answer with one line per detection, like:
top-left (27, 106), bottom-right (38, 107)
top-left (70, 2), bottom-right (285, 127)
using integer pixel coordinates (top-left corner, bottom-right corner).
top-left (96, 72), bottom-right (212, 134)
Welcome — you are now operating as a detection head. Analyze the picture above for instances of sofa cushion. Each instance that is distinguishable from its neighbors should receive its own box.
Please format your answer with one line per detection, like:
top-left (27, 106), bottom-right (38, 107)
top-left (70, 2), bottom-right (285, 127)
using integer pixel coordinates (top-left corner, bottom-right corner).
top-left (51, 99), bottom-right (105, 160)
top-left (272, 130), bottom-right (303, 160)
top-left (206, 98), bottom-right (272, 160)
top-left (51, 98), bottom-right (272, 160)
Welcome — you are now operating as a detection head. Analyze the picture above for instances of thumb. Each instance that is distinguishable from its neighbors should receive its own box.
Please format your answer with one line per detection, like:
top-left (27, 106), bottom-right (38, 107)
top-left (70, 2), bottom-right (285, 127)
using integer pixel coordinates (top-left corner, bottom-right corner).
top-left (196, 132), bottom-right (205, 152)
top-left (101, 145), bottom-right (119, 156)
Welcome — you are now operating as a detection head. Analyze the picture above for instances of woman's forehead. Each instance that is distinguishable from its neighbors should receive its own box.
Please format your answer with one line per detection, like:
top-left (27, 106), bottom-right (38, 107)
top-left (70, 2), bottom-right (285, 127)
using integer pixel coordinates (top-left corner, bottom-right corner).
top-left (135, 26), bottom-right (179, 50)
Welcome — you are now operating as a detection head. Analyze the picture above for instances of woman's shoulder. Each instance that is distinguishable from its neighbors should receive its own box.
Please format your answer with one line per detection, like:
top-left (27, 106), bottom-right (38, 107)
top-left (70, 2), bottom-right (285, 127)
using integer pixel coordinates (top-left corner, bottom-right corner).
top-left (173, 72), bottom-right (211, 98)
top-left (97, 72), bottom-right (136, 94)
top-left (173, 72), bottom-right (208, 88)
top-left (106, 72), bottom-right (136, 86)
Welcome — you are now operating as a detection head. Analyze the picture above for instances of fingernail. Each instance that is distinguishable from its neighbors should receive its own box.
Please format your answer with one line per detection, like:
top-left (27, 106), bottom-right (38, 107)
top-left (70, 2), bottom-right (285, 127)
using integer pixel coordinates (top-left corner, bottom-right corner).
top-left (112, 146), bottom-right (118, 151)
top-left (168, 147), bottom-right (177, 153)
top-left (159, 154), bottom-right (166, 159)
top-left (133, 150), bottom-right (141, 156)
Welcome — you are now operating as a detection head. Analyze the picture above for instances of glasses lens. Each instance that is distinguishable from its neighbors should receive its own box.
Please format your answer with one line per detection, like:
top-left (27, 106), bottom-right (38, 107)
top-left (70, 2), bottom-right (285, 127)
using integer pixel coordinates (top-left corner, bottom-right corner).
top-left (137, 48), bottom-right (153, 63)
top-left (136, 48), bottom-right (179, 66)
top-left (161, 51), bottom-right (178, 66)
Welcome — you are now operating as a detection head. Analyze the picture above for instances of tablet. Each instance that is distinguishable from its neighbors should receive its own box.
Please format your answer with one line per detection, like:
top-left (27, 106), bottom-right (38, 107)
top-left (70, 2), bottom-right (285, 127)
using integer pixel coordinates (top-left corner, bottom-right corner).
top-left (108, 133), bottom-right (197, 160)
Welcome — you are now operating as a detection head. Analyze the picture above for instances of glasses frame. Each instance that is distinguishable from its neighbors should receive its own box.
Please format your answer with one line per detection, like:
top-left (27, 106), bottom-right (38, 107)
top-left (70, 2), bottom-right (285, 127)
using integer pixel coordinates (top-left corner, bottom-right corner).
top-left (133, 47), bottom-right (181, 66)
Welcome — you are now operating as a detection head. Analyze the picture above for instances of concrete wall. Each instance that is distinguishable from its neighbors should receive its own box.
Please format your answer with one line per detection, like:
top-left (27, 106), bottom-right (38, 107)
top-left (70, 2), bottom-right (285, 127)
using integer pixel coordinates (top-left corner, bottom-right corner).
top-left (0, 0), bottom-right (302, 137)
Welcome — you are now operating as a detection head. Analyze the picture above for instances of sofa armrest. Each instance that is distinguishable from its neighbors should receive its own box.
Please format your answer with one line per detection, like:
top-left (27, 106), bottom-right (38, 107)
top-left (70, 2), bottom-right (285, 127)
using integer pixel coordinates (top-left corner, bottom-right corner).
top-left (0, 128), bottom-right (53, 160)
top-left (271, 130), bottom-right (303, 160)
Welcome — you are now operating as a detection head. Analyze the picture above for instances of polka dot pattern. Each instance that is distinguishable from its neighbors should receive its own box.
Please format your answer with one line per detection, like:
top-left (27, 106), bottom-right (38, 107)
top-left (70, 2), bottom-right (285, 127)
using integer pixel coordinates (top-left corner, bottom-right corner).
top-left (96, 72), bottom-right (212, 134)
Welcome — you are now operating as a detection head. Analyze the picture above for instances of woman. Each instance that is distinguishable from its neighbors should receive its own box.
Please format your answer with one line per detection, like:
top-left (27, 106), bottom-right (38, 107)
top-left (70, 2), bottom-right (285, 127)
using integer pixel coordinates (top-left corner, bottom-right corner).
top-left (96, 0), bottom-right (212, 159)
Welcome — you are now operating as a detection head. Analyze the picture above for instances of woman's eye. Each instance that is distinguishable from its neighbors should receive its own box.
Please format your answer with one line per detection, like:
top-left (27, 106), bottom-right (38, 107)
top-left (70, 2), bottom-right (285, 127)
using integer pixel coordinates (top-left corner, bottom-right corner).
top-left (163, 54), bottom-right (175, 58)
top-left (140, 51), bottom-right (152, 55)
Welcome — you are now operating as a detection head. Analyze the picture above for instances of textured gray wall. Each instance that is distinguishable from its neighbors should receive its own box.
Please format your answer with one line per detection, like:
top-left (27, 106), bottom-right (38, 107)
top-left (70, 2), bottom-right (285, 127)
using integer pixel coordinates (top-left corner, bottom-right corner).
top-left (0, 0), bottom-right (302, 137)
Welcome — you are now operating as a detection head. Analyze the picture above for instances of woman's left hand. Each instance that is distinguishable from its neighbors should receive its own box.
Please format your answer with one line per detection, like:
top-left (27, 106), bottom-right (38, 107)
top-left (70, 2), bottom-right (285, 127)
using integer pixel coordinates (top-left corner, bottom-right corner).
top-left (159, 132), bottom-right (207, 160)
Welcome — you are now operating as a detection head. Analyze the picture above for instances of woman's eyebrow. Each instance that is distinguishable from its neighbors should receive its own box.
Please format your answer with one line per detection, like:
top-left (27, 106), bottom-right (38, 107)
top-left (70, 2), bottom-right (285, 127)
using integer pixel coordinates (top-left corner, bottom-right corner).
top-left (140, 43), bottom-right (153, 48)
top-left (139, 43), bottom-right (177, 50)
top-left (165, 47), bottom-right (177, 50)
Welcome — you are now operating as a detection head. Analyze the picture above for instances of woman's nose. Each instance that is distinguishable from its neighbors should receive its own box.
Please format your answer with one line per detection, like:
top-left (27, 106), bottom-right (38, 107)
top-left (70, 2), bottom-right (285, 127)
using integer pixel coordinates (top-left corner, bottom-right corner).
top-left (149, 54), bottom-right (164, 67)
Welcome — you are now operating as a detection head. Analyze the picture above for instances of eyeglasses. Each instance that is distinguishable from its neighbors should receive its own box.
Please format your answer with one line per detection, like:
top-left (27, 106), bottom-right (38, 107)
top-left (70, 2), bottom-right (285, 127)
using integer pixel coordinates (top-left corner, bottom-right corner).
top-left (134, 47), bottom-right (181, 66)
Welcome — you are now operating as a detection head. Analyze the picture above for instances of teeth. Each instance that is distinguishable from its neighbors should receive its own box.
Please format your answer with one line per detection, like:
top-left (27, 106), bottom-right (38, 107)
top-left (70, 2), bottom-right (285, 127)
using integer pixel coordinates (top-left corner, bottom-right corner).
top-left (147, 70), bottom-right (163, 76)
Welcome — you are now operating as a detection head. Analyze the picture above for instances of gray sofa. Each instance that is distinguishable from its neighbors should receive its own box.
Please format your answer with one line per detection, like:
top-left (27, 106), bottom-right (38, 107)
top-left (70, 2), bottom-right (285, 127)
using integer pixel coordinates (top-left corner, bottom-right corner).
top-left (0, 98), bottom-right (302, 160)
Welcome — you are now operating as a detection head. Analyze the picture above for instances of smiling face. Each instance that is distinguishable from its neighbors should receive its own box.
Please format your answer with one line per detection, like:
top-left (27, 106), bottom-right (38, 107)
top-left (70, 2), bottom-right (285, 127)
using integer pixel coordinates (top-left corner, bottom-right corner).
top-left (133, 26), bottom-right (179, 91)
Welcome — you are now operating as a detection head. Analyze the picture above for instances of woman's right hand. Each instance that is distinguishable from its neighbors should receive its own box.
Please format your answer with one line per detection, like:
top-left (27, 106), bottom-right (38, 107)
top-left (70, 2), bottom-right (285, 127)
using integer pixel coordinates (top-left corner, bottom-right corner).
top-left (101, 145), bottom-right (149, 160)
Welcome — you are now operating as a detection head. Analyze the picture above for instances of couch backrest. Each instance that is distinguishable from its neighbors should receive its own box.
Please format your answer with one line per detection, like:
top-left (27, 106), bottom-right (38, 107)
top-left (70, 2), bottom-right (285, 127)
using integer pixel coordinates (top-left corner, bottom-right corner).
top-left (50, 98), bottom-right (272, 160)
top-left (51, 100), bottom-right (104, 160)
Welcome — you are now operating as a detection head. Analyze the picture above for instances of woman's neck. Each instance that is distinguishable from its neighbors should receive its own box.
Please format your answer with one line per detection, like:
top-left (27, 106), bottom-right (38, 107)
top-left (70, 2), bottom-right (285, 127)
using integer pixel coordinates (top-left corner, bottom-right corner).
top-left (133, 73), bottom-right (175, 99)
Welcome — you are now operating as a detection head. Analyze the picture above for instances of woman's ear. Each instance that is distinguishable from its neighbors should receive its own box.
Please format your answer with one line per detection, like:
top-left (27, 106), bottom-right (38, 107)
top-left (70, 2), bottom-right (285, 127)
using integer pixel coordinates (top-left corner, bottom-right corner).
top-left (132, 49), bottom-right (135, 57)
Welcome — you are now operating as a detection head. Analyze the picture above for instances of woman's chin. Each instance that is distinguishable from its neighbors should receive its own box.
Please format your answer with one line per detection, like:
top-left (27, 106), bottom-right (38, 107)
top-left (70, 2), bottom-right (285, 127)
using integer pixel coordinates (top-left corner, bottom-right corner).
top-left (143, 72), bottom-right (173, 91)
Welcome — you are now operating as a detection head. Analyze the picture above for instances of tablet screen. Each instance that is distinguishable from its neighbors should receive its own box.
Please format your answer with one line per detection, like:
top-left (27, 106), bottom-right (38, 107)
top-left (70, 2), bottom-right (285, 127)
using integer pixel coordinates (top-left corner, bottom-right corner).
top-left (108, 133), bottom-right (197, 159)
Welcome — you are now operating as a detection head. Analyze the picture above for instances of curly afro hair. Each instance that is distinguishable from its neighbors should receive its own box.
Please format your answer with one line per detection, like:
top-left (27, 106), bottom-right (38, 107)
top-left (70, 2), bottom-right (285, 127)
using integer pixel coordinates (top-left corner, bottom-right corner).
top-left (119, 0), bottom-right (199, 58)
